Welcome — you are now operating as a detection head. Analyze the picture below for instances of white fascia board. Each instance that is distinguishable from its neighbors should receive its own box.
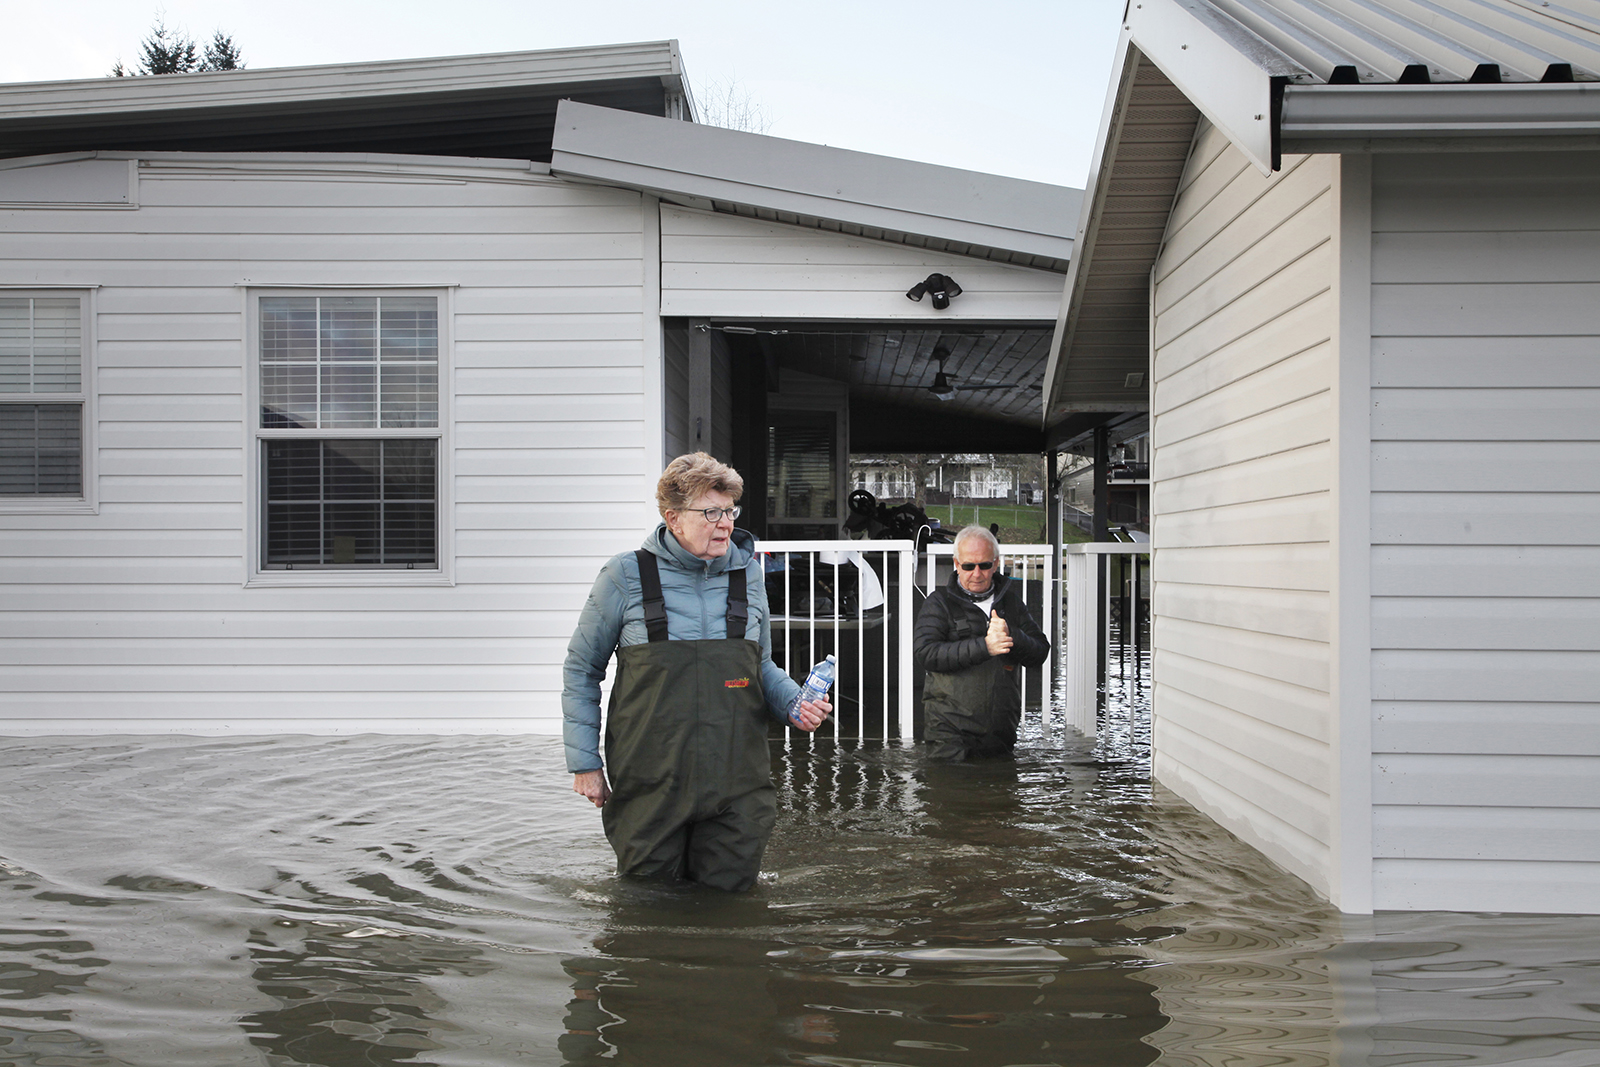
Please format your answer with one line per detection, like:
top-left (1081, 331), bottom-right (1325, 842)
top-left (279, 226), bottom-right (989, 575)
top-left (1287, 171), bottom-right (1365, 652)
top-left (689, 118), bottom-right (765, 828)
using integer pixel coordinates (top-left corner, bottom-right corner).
top-left (1281, 81), bottom-right (1600, 139)
top-left (549, 100), bottom-right (1080, 263)
top-left (1127, 0), bottom-right (1308, 174)
top-left (0, 41), bottom-right (682, 120)
top-left (113, 150), bottom-right (552, 174)
top-left (1043, 32), bottom-right (1142, 420)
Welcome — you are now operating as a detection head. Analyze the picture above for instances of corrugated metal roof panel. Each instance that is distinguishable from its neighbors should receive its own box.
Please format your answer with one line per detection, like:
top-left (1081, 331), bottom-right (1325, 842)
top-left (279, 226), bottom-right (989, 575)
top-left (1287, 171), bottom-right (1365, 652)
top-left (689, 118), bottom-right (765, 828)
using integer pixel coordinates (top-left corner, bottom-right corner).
top-left (1211, 0), bottom-right (1600, 81)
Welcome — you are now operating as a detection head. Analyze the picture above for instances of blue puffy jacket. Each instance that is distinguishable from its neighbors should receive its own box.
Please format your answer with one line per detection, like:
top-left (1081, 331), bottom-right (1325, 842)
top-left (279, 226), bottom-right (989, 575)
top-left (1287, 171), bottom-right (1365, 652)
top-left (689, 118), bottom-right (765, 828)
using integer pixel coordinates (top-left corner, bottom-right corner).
top-left (561, 524), bottom-right (803, 773)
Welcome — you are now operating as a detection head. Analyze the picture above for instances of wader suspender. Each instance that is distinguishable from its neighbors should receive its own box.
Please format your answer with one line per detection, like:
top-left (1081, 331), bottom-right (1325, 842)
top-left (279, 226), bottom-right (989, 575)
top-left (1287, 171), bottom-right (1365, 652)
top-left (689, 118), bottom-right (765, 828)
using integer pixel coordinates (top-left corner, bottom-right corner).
top-left (634, 550), bottom-right (748, 643)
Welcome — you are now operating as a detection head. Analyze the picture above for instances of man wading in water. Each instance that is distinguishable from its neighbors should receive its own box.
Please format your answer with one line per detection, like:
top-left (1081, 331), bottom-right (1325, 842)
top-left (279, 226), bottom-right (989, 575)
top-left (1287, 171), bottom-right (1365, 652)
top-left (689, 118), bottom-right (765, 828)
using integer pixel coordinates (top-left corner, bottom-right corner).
top-left (913, 525), bottom-right (1050, 760)
top-left (561, 453), bottom-right (831, 891)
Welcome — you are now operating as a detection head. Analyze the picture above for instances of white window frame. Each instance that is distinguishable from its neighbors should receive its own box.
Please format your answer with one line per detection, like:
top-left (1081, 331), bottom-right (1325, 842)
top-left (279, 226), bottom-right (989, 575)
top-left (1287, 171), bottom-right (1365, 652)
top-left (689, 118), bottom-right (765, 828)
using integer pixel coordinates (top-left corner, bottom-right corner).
top-left (0, 287), bottom-right (96, 515)
top-left (244, 286), bottom-right (453, 587)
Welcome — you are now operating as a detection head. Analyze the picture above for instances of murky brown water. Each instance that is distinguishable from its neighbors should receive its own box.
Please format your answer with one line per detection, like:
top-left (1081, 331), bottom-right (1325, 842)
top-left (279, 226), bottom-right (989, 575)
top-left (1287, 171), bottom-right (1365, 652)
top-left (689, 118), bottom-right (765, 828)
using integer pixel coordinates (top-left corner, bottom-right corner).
top-left (2, 726), bottom-right (1599, 1066)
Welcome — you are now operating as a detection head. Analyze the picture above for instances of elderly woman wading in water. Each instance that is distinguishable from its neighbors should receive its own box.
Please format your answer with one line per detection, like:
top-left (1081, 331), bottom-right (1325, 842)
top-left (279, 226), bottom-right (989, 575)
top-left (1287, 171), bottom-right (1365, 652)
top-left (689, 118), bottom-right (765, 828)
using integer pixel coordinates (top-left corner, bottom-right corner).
top-left (562, 452), bottom-right (832, 891)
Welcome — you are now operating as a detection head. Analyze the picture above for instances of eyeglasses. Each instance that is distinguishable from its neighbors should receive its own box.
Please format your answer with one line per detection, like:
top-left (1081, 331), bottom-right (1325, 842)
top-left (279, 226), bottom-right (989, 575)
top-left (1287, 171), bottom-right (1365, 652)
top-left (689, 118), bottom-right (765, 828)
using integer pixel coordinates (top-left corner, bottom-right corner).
top-left (690, 505), bottom-right (741, 523)
top-left (959, 560), bottom-right (996, 572)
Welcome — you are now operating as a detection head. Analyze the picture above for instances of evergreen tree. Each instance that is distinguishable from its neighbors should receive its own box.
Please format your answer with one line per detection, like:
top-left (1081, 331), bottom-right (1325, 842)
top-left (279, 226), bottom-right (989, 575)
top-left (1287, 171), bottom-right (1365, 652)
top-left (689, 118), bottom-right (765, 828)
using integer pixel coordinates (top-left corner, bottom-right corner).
top-left (202, 32), bottom-right (243, 72)
top-left (111, 19), bottom-right (243, 76)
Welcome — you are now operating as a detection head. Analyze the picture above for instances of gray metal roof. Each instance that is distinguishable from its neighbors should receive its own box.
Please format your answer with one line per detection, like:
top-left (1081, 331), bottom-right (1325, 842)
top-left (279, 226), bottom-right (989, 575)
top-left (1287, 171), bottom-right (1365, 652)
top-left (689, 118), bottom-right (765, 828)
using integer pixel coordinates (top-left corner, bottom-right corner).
top-left (1044, 0), bottom-right (1600, 429)
top-left (1217, 0), bottom-right (1600, 85)
top-left (0, 42), bottom-right (690, 162)
top-left (551, 101), bottom-right (1082, 271)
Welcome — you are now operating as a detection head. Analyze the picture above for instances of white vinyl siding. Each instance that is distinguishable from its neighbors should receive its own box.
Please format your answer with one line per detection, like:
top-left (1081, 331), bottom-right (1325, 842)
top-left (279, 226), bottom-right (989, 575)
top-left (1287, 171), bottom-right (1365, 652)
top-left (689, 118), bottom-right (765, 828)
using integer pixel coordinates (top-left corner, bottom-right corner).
top-left (1368, 150), bottom-right (1600, 913)
top-left (659, 204), bottom-right (1064, 321)
top-left (0, 154), bottom-right (652, 733)
top-left (1150, 124), bottom-right (1338, 895)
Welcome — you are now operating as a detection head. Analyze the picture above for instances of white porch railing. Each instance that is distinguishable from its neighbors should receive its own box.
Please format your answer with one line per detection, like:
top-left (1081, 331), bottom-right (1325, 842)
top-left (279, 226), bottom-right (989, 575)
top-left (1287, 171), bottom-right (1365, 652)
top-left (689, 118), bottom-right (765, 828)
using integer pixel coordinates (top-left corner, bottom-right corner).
top-left (1063, 543), bottom-right (1151, 738)
top-left (763, 539), bottom-right (1121, 744)
top-left (923, 542), bottom-right (1057, 733)
top-left (757, 539), bottom-right (917, 740)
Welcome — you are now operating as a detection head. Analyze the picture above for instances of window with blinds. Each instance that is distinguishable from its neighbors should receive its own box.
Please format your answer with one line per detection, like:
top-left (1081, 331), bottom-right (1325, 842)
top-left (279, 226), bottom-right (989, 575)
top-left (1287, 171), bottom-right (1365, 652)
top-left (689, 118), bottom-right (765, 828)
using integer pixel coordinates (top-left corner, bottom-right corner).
top-left (767, 409), bottom-right (839, 538)
top-left (256, 294), bottom-right (440, 570)
top-left (0, 296), bottom-right (84, 497)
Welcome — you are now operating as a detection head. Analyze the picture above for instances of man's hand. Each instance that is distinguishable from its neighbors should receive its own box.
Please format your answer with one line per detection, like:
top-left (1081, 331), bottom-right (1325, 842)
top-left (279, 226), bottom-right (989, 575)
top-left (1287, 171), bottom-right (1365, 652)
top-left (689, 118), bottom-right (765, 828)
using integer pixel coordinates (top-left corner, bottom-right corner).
top-left (985, 611), bottom-right (1013, 657)
top-left (792, 697), bottom-right (832, 732)
top-left (573, 770), bottom-right (611, 808)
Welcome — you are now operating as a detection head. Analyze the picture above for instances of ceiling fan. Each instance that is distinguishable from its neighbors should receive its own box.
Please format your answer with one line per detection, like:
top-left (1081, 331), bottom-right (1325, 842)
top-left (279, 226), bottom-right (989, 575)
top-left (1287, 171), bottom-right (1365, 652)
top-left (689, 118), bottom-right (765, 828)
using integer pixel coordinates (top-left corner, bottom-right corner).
top-left (925, 348), bottom-right (1016, 401)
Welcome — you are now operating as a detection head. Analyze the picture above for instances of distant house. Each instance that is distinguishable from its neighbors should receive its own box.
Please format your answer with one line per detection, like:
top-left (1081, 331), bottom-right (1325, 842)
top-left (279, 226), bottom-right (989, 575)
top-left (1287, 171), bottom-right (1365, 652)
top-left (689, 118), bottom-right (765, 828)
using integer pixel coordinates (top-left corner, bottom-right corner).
top-left (0, 44), bottom-right (1077, 733)
top-left (1047, 0), bottom-right (1600, 914)
top-left (848, 453), bottom-right (1043, 505)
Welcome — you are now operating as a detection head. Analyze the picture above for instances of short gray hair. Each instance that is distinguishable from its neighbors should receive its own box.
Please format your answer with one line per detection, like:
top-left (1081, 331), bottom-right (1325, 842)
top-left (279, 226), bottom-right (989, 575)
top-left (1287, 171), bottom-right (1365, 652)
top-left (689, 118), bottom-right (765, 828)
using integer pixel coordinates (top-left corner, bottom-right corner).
top-left (953, 525), bottom-right (999, 559)
top-left (656, 452), bottom-right (743, 518)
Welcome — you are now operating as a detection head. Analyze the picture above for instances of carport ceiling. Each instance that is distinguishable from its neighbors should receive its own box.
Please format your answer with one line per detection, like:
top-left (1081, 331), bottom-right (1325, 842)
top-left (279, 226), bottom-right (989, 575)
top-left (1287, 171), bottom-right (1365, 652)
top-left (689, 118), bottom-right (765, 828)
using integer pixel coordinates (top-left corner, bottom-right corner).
top-left (720, 321), bottom-right (1054, 428)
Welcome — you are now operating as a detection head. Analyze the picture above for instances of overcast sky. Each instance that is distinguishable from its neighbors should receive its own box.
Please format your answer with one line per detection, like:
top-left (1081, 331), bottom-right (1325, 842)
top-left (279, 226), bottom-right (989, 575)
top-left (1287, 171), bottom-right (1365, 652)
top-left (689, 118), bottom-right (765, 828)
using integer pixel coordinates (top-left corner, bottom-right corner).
top-left (3, 1), bottom-right (1127, 190)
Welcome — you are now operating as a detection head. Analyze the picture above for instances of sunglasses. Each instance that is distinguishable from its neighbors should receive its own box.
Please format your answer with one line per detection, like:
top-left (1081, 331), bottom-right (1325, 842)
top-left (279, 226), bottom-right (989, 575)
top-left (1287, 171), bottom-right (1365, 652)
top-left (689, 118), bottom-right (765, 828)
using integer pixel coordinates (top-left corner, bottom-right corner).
top-left (959, 560), bottom-right (996, 572)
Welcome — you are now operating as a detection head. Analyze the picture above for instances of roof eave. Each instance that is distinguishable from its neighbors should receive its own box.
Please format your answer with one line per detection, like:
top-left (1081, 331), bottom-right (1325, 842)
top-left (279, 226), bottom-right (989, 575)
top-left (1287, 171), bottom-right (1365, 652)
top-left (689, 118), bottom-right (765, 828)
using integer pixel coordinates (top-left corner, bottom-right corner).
top-left (549, 100), bottom-right (1080, 266)
top-left (0, 41), bottom-right (685, 121)
top-left (1042, 31), bottom-right (1142, 422)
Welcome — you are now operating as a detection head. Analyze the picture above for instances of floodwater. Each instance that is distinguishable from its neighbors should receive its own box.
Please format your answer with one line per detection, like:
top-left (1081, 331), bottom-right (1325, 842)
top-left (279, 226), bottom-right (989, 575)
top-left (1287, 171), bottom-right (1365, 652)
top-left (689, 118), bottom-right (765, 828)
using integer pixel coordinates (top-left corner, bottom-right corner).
top-left (3, 715), bottom-right (1600, 1065)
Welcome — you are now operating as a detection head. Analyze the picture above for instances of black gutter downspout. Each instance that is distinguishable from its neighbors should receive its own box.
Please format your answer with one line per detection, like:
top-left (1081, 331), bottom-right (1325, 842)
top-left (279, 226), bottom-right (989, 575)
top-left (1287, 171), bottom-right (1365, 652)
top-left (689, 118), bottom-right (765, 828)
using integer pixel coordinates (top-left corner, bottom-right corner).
top-left (1270, 74), bottom-right (1288, 172)
top-left (1048, 449), bottom-right (1063, 679)
top-left (1092, 426), bottom-right (1110, 543)
top-left (1093, 425), bottom-right (1110, 700)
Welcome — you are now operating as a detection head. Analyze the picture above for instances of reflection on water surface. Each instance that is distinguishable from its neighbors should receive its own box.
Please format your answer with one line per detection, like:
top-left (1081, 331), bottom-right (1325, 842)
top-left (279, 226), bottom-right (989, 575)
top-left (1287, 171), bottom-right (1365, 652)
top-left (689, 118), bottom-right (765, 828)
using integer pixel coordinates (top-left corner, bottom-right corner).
top-left (1, 729), bottom-right (1598, 1066)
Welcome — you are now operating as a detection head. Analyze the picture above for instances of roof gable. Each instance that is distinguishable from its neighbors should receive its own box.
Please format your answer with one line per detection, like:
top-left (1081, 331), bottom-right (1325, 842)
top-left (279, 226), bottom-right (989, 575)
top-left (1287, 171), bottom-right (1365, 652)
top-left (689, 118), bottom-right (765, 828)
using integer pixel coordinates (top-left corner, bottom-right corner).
top-left (1045, 0), bottom-right (1600, 428)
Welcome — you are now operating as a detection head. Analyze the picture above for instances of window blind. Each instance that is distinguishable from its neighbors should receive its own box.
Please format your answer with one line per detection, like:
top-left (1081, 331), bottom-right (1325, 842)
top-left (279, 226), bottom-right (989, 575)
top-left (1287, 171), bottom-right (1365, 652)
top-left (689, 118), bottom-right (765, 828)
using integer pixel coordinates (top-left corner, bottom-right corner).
top-left (0, 297), bottom-right (81, 394)
top-left (264, 439), bottom-right (436, 567)
top-left (0, 404), bottom-right (82, 494)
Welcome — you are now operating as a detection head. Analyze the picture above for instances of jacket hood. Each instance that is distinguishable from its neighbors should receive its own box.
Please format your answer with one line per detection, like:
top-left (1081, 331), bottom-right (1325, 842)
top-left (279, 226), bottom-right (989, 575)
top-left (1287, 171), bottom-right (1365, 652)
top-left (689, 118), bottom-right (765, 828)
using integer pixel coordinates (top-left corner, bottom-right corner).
top-left (644, 523), bottom-right (756, 575)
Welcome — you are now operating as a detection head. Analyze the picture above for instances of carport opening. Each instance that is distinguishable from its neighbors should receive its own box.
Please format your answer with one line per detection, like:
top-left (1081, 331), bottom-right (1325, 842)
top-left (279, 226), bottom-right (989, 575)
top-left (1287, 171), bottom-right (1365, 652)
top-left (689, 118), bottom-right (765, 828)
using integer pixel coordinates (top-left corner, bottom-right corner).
top-left (661, 316), bottom-right (1053, 541)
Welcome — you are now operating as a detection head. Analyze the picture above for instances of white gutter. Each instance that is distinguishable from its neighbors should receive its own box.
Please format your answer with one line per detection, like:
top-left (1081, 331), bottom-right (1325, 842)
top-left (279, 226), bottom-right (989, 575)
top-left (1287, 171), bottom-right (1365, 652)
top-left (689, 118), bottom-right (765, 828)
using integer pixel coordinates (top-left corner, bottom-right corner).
top-left (1280, 80), bottom-right (1600, 140)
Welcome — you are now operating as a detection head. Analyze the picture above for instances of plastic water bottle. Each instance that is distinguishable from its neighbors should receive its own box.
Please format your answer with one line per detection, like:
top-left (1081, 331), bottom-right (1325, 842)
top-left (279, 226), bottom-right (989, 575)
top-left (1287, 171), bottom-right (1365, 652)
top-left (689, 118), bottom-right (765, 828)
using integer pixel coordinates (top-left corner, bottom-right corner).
top-left (789, 654), bottom-right (837, 725)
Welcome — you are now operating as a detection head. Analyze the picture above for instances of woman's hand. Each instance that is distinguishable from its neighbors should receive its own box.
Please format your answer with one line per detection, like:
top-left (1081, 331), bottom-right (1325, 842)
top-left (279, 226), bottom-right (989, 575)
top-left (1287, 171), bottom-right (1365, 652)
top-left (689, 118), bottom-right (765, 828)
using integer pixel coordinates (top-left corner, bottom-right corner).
top-left (572, 770), bottom-right (611, 808)
top-left (792, 697), bottom-right (832, 732)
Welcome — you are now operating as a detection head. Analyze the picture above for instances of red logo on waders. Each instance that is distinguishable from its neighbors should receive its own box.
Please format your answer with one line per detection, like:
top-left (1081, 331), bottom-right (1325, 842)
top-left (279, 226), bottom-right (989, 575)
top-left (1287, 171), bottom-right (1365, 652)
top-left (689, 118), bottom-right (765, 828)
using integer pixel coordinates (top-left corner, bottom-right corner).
top-left (724, 678), bottom-right (751, 688)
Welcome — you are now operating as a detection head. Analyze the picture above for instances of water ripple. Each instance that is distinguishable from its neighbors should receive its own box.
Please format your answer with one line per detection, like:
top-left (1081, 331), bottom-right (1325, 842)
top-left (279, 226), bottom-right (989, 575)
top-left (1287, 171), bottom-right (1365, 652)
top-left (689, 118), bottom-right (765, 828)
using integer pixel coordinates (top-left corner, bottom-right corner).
top-left (1, 732), bottom-right (1599, 1066)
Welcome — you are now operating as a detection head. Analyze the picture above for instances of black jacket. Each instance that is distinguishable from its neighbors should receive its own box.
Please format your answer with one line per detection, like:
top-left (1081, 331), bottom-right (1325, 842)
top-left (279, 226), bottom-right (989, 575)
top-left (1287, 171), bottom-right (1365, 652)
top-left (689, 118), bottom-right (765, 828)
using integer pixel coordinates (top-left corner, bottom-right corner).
top-left (913, 572), bottom-right (1050, 754)
top-left (914, 572), bottom-right (1050, 675)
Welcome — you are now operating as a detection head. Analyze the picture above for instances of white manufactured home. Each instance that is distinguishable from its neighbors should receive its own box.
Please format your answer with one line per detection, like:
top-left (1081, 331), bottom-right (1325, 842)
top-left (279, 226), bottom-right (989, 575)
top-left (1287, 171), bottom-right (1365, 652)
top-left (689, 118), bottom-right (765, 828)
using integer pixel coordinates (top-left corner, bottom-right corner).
top-left (1049, 0), bottom-right (1600, 914)
top-left (0, 45), bottom-right (1075, 734)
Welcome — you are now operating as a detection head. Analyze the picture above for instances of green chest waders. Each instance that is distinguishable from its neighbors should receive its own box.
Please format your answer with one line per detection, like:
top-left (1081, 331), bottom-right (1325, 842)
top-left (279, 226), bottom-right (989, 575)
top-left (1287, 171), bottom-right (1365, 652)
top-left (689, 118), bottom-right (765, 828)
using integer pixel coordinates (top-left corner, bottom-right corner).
top-left (601, 550), bottom-right (776, 891)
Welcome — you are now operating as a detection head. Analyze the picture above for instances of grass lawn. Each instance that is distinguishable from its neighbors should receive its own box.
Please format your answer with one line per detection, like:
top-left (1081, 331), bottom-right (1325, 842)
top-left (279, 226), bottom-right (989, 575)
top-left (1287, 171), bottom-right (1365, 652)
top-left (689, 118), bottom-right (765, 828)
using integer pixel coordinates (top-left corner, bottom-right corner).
top-left (920, 503), bottom-right (1093, 545)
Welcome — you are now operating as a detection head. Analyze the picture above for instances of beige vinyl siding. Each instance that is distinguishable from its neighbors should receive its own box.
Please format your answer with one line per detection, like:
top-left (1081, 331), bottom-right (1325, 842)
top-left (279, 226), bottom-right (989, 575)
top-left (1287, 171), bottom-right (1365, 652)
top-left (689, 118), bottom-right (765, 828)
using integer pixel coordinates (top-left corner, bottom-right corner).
top-left (1150, 123), bottom-right (1338, 895)
top-left (659, 204), bottom-right (1064, 320)
top-left (0, 154), bottom-right (652, 733)
top-left (1368, 151), bottom-right (1600, 913)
